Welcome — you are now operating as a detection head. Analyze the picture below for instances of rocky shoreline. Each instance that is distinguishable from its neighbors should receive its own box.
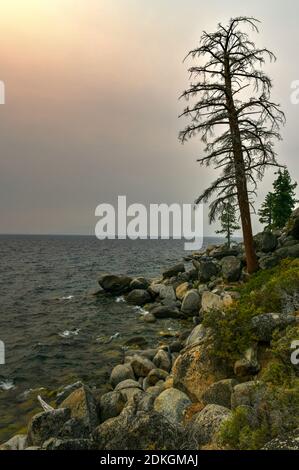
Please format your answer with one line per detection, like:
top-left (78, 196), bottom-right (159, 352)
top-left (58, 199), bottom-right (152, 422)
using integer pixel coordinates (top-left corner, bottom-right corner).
top-left (1, 209), bottom-right (299, 451)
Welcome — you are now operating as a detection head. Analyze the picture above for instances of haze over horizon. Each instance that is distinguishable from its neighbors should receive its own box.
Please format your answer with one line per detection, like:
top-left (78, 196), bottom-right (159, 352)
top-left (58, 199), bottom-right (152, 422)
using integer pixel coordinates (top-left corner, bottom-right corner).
top-left (1, 0), bottom-right (298, 237)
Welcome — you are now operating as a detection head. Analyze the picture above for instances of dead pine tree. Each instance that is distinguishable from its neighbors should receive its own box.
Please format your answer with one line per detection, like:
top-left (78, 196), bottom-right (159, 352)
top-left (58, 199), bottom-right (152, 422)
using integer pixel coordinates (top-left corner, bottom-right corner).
top-left (179, 17), bottom-right (285, 273)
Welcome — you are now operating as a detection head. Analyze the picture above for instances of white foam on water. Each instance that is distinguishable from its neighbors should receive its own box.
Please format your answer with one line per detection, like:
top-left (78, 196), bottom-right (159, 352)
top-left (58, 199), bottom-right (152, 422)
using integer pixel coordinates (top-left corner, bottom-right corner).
top-left (0, 380), bottom-right (15, 391)
top-left (58, 328), bottom-right (80, 338)
top-left (115, 296), bottom-right (125, 303)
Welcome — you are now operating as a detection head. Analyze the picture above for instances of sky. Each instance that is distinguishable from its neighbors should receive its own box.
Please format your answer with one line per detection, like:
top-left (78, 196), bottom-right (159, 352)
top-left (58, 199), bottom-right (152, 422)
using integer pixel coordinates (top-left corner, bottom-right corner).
top-left (0, 0), bottom-right (298, 236)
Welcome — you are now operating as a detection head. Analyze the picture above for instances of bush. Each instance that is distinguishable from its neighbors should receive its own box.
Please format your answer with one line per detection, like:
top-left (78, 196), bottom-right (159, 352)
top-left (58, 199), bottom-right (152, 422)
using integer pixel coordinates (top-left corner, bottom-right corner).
top-left (203, 259), bottom-right (299, 363)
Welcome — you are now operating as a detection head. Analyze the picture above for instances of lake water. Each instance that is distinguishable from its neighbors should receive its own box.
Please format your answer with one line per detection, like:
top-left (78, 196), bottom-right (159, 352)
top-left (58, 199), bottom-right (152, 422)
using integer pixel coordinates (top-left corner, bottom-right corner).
top-left (0, 235), bottom-right (221, 441)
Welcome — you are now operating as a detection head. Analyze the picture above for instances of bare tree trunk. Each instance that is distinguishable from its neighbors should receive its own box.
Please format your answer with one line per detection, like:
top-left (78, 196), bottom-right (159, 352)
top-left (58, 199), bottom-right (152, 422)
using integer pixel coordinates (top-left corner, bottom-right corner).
top-left (224, 58), bottom-right (258, 273)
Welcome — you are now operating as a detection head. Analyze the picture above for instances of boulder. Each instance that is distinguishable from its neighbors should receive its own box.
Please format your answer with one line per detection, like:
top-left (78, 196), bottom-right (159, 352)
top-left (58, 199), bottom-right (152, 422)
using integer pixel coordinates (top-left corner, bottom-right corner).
top-left (98, 391), bottom-right (126, 422)
top-left (220, 256), bottom-right (242, 282)
top-left (147, 369), bottom-right (169, 386)
top-left (202, 379), bottom-right (238, 409)
top-left (173, 334), bottom-right (230, 401)
top-left (254, 231), bottom-right (277, 253)
top-left (198, 261), bottom-right (220, 282)
top-left (181, 290), bottom-right (201, 315)
top-left (27, 408), bottom-right (71, 446)
top-left (201, 291), bottom-right (223, 312)
top-left (110, 363), bottom-right (135, 388)
top-left (42, 438), bottom-right (95, 450)
top-left (114, 379), bottom-right (142, 391)
top-left (162, 263), bottom-right (185, 279)
top-left (263, 429), bottom-right (299, 450)
top-left (159, 285), bottom-right (176, 306)
top-left (234, 346), bottom-right (260, 377)
top-left (251, 312), bottom-right (296, 342)
top-left (143, 312), bottom-right (156, 323)
top-left (130, 277), bottom-right (149, 290)
top-left (154, 388), bottom-right (192, 424)
top-left (285, 207), bottom-right (299, 240)
top-left (150, 305), bottom-right (181, 319)
top-left (98, 274), bottom-right (132, 295)
top-left (185, 324), bottom-right (207, 347)
top-left (188, 404), bottom-right (231, 447)
top-left (176, 282), bottom-right (189, 300)
top-left (0, 434), bottom-right (27, 450)
top-left (131, 355), bottom-right (155, 377)
top-left (56, 381), bottom-right (83, 405)
top-left (93, 399), bottom-right (185, 450)
top-left (59, 385), bottom-right (98, 434)
top-left (231, 381), bottom-right (264, 409)
top-left (153, 349), bottom-right (172, 372)
top-left (126, 289), bottom-right (151, 306)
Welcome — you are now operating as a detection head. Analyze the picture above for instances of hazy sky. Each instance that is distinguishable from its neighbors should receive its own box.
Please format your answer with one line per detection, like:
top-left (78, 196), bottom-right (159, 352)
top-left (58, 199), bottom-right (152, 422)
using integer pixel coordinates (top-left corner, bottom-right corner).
top-left (0, 0), bottom-right (298, 236)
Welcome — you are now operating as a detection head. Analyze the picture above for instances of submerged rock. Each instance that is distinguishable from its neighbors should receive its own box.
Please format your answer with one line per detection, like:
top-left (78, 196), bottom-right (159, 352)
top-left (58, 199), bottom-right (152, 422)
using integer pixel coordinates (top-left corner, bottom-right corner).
top-left (150, 305), bottom-right (181, 319)
top-left (126, 289), bottom-right (151, 306)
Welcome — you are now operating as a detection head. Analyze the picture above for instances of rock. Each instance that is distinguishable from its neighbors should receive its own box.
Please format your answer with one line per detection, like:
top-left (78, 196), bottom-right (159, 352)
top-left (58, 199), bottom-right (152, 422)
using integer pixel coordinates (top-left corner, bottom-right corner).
top-left (27, 408), bottom-right (71, 446)
top-left (185, 324), bottom-right (207, 347)
top-left (198, 261), bottom-right (220, 282)
top-left (124, 336), bottom-right (148, 349)
top-left (263, 429), bottom-right (299, 450)
top-left (220, 256), bottom-right (242, 282)
top-left (159, 285), bottom-right (176, 306)
top-left (126, 289), bottom-right (151, 306)
top-left (93, 399), bottom-right (185, 450)
top-left (94, 395), bottom-right (186, 451)
top-left (131, 355), bottom-right (155, 377)
top-left (234, 346), bottom-right (260, 377)
top-left (110, 363), bottom-right (135, 388)
top-left (147, 369), bottom-right (169, 386)
top-left (150, 305), bottom-right (181, 319)
top-left (162, 263), bottom-right (185, 279)
top-left (98, 391), bottom-right (126, 422)
top-left (251, 312), bottom-right (296, 342)
top-left (173, 334), bottom-right (230, 401)
top-left (201, 379), bottom-right (238, 409)
top-left (181, 290), bottom-right (201, 315)
top-left (98, 274), bottom-right (132, 295)
top-left (154, 388), bottom-right (192, 424)
top-left (169, 340), bottom-right (184, 353)
top-left (254, 231), bottom-right (277, 253)
top-left (143, 312), bottom-right (156, 323)
top-left (146, 383), bottom-right (165, 397)
top-left (153, 349), bottom-right (172, 372)
top-left (201, 291), bottom-right (223, 312)
top-left (0, 434), bottom-right (27, 450)
top-left (222, 293), bottom-right (234, 308)
top-left (259, 254), bottom-right (280, 270)
top-left (42, 438), bottom-right (95, 450)
top-left (285, 207), bottom-right (299, 240)
top-left (274, 244), bottom-right (299, 261)
top-left (176, 282), bottom-right (189, 300)
top-left (56, 381), bottom-right (83, 405)
top-left (130, 277), bottom-right (149, 290)
top-left (188, 404), bottom-right (231, 447)
top-left (231, 381), bottom-right (263, 409)
top-left (59, 385), bottom-right (98, 434)
top-left (114, 379), bottom-right (142, 391)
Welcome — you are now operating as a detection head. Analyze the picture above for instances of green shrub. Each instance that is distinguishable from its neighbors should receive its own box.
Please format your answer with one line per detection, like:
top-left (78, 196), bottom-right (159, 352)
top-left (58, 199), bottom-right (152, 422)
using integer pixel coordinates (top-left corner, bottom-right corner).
top-left (203, 259), bottom-right (299, 363)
